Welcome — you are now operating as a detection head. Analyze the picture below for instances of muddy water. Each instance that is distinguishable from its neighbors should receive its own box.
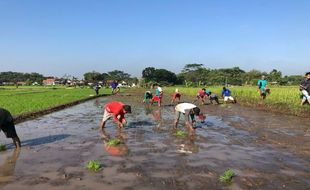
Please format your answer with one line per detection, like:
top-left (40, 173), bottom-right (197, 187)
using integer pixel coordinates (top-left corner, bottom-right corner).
top-left (0, 89), bottom-right (309, 190)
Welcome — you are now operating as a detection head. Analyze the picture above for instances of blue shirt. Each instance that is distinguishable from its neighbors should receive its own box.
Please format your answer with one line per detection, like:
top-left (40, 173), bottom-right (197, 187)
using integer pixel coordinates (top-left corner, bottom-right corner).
top-left (155, 87), bottom-right (162, 96)
top-left (258, 79), bottom-right (267, 89)
top-left (222, 89), bottom-right (231, 96)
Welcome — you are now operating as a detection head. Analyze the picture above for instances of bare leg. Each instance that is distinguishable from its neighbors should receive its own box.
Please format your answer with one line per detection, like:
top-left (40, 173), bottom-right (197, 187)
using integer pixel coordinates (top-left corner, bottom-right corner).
top-left (99, 120), bottom-right (107, 137)
top-left (12, 136), bottom-right (21, 149)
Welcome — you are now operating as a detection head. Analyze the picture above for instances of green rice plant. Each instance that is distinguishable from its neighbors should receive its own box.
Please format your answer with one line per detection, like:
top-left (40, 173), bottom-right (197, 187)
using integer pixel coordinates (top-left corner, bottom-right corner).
top-left (176, 130), bottom-right (187, 138)
top-left (219, 169), bottom-right (235, 183)
top-left (86, 160), bottom-right (102, 171)
top-left (107, 138), bottom-right (121, 146)
top-left (0, 86), bottom-right (113, 116)
top-left (0, 144), bottom-right (7, 151)
top-left (164, 86), bottom-right (309, 116)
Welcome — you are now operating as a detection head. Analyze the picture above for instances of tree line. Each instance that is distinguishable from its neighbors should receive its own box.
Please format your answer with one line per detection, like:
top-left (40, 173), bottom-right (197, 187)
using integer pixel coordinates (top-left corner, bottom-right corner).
top-left (142, 64), bottom-right (304, 86)
top-left (0, 65), bottom-right (304, 86)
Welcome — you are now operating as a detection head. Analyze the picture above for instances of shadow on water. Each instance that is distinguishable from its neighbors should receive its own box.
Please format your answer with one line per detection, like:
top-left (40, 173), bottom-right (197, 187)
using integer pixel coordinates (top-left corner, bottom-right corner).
top-left (22, 134), bottom-right (70, 147)
top-left (10, 134), bottom-right (71, 148)
top-left (126, 121), bottom-right (154, 128)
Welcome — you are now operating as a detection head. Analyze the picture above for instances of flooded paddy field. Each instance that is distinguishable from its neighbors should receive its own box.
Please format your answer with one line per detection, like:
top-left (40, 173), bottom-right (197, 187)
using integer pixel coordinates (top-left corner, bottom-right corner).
top-left (1, 89), bottom-right (309, 190)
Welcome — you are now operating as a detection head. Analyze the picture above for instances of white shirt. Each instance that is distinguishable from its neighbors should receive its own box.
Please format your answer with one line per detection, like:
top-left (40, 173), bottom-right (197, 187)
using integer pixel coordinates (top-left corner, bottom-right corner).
top-left (175, 103), bottom-right (197, 113)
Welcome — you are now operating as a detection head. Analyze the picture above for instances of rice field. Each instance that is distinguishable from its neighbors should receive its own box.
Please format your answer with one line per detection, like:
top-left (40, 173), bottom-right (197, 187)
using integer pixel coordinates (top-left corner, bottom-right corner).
top-left (0, 86), bottom-right (111, 116)
top-left (164, 86), bottom-right (310, 116)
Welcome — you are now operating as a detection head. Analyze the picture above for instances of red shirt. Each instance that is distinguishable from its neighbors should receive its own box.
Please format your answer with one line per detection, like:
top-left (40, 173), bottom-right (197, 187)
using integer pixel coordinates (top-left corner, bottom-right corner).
top-left (198, 90), bottom-right (205, 97)
top-left (105, 101), bottom-right (125, 121)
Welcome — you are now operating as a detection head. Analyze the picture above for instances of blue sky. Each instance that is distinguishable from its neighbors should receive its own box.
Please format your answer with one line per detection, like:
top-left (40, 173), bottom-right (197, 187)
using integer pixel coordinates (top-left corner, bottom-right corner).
top-left (0, 0), bottom-right (309, 78)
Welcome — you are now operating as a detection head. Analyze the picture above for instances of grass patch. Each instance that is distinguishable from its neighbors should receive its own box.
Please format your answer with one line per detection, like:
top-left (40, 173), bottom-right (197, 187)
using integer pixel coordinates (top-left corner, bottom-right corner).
top-left (164, 86), bottom-right (310, 116)
top-left (107, 138), bottom-right (121, 146)
top-left (86, 160), bottom-right (102, 171)
top-left (0, 86), bottom-right (112, 116)
top-left (0, 144), bottom-right (7, 152)
top-left (176, 130), bottom-right (187, 138)
top-left (219, 169), bottom-right (235, 183)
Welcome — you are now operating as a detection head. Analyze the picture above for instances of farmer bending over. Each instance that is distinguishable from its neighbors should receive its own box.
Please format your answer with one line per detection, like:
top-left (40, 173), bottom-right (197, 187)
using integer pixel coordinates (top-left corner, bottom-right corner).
top-left (143, 91), bottom-right (153, 103)
top-left (0, 108), bottom-right (21, 149)
top-left (193, 88), bottom-right (206, 105)
top-left (171, 88), bottom-right (181, 104)
top-left (222, 87), bottom-right (236, 103)
top-left (174, 103), bottom-right (202, 132)
top-left (99, 101), bottom-right (131, 137)
top-left (205, 90), bottom-right (220, 104)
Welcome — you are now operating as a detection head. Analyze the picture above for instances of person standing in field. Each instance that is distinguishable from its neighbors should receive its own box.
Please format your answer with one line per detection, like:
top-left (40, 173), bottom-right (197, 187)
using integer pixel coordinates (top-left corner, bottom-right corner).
top-left (111, 81), bottom-right (119, 94)
top-left (174, 103), bottom-right (202, 132)
top-left (99, 101), bottom-right (131, 138)
top-left (171, 88), bottom-right (181, 105)
top-left (257, 75), bottom-right (269, 99)
top-left (0, 108), bottom-right (21, 149)
top-left (300, 72), bottom-right (310, 105)
top-left (222, 87), bottom-right (236, 103)
top-left (94, 84), bottom-right (100, 96)
top-left (151, 83), bottom-right (163, 107)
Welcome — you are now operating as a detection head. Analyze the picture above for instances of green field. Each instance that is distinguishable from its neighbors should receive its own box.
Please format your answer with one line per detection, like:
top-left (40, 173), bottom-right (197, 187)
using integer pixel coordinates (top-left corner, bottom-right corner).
top-left (0, 86), bottom-right (111, 116)
top-left (164, 86), bottom-right (310, 116)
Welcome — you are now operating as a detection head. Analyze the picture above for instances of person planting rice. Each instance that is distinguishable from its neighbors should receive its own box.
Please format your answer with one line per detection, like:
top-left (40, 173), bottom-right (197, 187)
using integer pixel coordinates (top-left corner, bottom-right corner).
top-left (171, 88), bottom-right (181, 104)
top-left (0, 108), bottom-right (21, 149)
top-left (193, 88), bottom-right (206, 105)
top-left (257, 75), bottom-right (270, 99)
top-left (174, 103), bottom-right (203, 132)
top-left (205, 90), bottom-right (220, 104)
top-left (143, 91), bottom-right (153, 103)
top-left (99, 101), bottom-right (131, 137)
top-left (300, 71), bottom-right (310, 106)
top-left (151, 83), bottom-right (163, 107)
top-left (222, 87), bottom-right (236, 104)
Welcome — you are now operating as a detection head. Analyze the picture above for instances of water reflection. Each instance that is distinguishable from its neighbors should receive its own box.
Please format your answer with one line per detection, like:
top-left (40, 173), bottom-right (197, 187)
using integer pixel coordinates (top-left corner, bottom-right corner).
top-left (176, 137), bottom-right (199, 154)
top-left (0, 149), bottom-right (20, 186)
top-left (102, 128), bottom-right (129, 156)
top-left (152, 108), bottom-right (162, 130)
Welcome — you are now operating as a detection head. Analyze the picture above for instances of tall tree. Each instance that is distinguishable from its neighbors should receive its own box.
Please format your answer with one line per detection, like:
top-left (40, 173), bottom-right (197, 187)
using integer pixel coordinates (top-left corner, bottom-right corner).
top-left (83, 71), bottom-right (103, 82)
top-left (269, 69), bottom-right (282, 83)
top-left (108, 70), bottom-right (131, 81)
top-left (142, 67), bottom-right (156, 82)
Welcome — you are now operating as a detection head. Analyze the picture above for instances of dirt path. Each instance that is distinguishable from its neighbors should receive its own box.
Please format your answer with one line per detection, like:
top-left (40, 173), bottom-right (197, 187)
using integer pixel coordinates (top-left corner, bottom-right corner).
top-left (1, 89), bottom-right (309, 190)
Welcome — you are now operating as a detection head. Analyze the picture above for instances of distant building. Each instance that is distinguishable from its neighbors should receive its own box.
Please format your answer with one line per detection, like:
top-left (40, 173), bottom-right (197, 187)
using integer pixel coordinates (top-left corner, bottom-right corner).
top-left (16, 82), bottom-right (26, 86)
top-left (43, 78), bottom-right (56, 85)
